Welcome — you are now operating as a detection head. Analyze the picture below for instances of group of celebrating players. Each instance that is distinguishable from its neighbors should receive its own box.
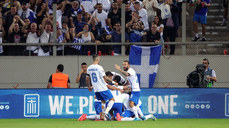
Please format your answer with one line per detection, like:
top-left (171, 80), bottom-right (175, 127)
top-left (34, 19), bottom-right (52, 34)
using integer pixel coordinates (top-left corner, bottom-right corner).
top-left (78, 54), bottom-right (156, 121)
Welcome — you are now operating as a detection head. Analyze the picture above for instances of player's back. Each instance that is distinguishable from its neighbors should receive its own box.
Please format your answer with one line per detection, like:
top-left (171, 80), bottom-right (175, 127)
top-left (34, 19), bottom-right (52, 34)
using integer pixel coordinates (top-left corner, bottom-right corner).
top-left (87, 64), bottom-right (108, 92)
top-left (110, 85), bottom-right (123, 103)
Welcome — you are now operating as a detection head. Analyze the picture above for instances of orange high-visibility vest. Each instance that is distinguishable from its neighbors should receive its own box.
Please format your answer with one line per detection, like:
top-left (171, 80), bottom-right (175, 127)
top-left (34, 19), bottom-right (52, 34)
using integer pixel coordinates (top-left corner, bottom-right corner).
top-left (52, 73), bottom-right (69, 88)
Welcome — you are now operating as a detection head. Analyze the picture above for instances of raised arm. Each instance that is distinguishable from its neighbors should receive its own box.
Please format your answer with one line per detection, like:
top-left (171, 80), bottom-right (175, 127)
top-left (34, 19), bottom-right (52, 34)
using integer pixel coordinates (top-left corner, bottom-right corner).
top-left (115, 64), bottom-right (130, 77)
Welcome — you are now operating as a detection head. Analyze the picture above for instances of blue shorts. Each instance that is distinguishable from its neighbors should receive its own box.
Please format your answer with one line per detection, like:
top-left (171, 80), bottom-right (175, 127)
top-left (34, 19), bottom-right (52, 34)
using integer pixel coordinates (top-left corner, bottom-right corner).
top-left (95, 90), bottom-right (113, 101)
top-left (121, 105), bottom-right (142, 118)
top-left (193, 14), bottom-right (207, 24)
top-left (94, 101), bottom-right (102, 115)
top-left (130, 91), bottom-right (140, 105)
top-left (106, 103), bottom-right (123, 118)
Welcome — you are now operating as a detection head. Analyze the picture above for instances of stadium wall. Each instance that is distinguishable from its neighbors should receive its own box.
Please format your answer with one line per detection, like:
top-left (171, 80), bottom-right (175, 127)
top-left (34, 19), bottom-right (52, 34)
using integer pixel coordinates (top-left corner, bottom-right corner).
top-left (0, 55), bottom-right (228, 88)
top-left (0, 88), bottom-right (229, 119)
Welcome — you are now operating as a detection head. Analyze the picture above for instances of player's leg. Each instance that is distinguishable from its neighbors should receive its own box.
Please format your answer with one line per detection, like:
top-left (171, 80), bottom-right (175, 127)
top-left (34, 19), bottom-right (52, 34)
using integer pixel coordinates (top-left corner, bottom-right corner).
top-left (144, 114), bottom-right (157, 121)
top-left (136, 105), bottom-right (145, 120)
top-left (99, 90), bottom-right (115, 120)
top-left (113, 103), bottom-right (123, 121)
top-left (129, 91), bottom-right (141, 119)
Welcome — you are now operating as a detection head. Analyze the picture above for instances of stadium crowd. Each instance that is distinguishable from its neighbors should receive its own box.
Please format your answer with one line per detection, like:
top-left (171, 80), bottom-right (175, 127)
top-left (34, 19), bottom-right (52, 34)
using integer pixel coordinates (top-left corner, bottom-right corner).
top-left (0, 0), bottom-right (201, 56)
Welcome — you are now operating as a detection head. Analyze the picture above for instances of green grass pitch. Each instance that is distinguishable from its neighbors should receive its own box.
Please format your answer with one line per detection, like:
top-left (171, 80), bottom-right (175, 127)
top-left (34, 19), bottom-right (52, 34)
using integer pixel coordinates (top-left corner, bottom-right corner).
top-left (0, 119), bottom-right (229, 128)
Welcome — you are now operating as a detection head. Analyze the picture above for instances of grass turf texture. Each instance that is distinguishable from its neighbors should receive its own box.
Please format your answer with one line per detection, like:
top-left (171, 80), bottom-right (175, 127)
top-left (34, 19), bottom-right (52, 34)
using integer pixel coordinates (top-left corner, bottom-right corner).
top-left (0, 119), bottom-right (229, 128)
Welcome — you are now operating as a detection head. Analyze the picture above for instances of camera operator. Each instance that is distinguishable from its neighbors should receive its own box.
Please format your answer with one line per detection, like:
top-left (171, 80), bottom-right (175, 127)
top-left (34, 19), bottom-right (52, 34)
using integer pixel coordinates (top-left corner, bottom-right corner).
top-left (202, 58), bottom-right (217, 87)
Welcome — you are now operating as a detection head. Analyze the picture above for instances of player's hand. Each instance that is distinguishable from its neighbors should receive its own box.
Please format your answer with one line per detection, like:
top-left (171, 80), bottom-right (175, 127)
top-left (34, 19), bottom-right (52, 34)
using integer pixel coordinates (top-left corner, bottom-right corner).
top-left (115, 64), bottom-right (121, 71)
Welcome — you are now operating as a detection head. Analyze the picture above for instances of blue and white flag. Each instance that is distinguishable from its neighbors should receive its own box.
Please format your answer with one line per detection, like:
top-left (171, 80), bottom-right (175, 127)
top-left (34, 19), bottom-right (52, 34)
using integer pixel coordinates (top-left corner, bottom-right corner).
top-left (129, 45), bottom-right (162, 88)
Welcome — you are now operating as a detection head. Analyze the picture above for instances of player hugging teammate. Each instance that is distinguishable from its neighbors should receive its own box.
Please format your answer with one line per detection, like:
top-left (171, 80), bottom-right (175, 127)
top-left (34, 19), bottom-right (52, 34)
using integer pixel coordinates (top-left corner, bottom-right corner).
top-left (78, 55), bottom-right (156, 121)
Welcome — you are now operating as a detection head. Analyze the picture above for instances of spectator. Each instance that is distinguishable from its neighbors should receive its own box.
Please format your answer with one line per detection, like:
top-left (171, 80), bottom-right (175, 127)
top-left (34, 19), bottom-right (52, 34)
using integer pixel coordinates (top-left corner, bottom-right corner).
top-left (133, 1), bottom-right (149, 30)
top-left (35, 0), bottom-right (47, 26)
top-left (146, 23), bottom-right (160, 43)
top-left (17, 2), bottom-right (36, 23)
top-left (191, 0), bottom-right (210, 41)
top-left (129, 0), bottom-right (142, 11)
top-left (26, 22), bottom-right (40, 56)
top-left (161, 0), bottom-right (179, 55)
top-left (111, 22), bottom-right (129, 55)
top-left (38, 21), bottom-right (53, 56)
top-left (54, 0), bottom-right (67, 29)
top-left (88, 13), bottom-right (102, 40)
top-left (72, 11), bottom-right (86, 34)
top-left (221, 0), bottom-right (228, 26)
top-left (3, 5), bottom-right (18, 37)
top-left (57, 28), bottom-right (66, 56)
top-left (76, 23), bottom-right (95, 55)
top-left (80, 0), bottom-right (94, 13)
top-left (64, 26), bottom-right (81, 55)
top-left (92, 3), bottom-right (108, 28)
top-left (125, 2), bottom-right (132, 24)
top-left (47, 64), bottom-right (70, 88)
top-left (154, 16), bottom-right (164, 42)
top-left (0, 15), bottom-right (4, 55)
top-left (202, 58), bottom-right (217, 87)
top-left (107, 2), bottom-right (121, 30)
top-left (129, 22), bottom-right (144, 42)
top-left (99, 25), bottom-right (112, 55)
top-left (28, 0), bottom-right (36, 12)
top-left (116, 0), bottom-right (124, 9)
top-left (126, 11), bottom-right (140, 33)
top-left (92, 0), bottom-right (111, 12)
top-left (142, 0), bottom-right (158, 27)
top-left (8, 19), bottom-right (26, 56)
top-left (76, 62), bottom-right (88, 88)
top-left (67, 0), bottom-right (82, 20)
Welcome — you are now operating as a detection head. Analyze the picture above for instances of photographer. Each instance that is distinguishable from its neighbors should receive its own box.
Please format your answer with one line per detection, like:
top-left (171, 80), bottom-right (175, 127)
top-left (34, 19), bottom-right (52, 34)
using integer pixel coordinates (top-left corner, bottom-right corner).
top-left (187, 58), bottom-right (217, 88)
top-left (202, 58), bottom-right (217, 87)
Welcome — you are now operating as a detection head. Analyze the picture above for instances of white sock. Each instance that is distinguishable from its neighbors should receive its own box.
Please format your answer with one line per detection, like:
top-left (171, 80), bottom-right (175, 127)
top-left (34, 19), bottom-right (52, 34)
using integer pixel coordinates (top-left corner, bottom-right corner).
top-left (195, 33), bottom-right (198, 38)
top-left (121, 117), bottom-right (135, 121)
top-left (102, 103), bottom-right (106, 113)
top-left (131, 106), bottom-right (139, 118)
top-left (86, 115), bottom-right (100, 120)
top-left (137, 106), bottom-right (144, 118)
top-left (105, 100), bottom-right (114, 114)
top-left (145, 115), bottom-right (152, 120)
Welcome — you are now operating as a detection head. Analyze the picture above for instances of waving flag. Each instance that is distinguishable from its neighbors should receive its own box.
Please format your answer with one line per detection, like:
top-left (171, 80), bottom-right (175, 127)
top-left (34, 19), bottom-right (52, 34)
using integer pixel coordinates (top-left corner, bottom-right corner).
top-left (129, 45), bottom-right (162, 88)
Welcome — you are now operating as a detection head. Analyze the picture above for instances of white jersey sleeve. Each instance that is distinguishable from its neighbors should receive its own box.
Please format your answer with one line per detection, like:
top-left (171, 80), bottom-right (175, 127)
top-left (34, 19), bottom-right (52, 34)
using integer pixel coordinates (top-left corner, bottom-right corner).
top-left (127, 68), bottom-right (140, 91)
top-left (87, 64), bottom-right (108, 92)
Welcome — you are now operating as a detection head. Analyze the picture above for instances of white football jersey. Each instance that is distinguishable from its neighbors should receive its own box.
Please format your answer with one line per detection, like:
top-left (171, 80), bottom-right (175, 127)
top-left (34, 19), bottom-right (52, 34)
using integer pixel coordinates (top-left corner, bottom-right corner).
top-left (126, 68), bottom-right (140, 91)
top-left (87, 64), bottom-right (108, 92)
top-left (110, 86), bottom-right (123, 103)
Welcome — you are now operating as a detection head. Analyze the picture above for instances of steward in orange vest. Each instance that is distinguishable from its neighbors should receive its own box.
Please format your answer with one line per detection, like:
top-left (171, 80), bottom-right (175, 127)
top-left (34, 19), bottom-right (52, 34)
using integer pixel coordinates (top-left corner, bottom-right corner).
top-left (47, 64), bottom-right (70, 88)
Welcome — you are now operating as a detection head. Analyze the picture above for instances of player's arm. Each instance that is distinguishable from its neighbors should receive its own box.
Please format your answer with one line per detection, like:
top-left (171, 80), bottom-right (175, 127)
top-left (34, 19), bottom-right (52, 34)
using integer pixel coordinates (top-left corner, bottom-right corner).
top-left (115, 64), bottom-right (130, 77)
top-left (106, 85), bottom-right (123, 93)
top-left (103, 75), bottom-right (118, 86)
